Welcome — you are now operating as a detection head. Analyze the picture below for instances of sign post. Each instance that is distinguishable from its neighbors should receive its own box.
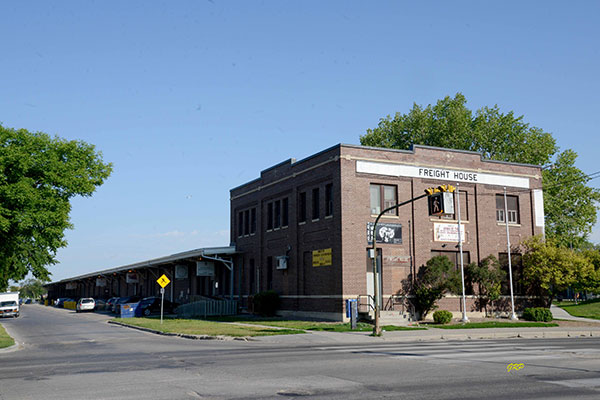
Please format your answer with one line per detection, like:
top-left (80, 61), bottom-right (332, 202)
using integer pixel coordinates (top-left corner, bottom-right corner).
top-left (157, 274), bottom-right (171, 324)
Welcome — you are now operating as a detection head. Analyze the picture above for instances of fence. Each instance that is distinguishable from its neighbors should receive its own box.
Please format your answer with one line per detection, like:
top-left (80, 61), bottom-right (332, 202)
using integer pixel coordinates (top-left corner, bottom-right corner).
top-left (176, 299), bottom-right (238, 318)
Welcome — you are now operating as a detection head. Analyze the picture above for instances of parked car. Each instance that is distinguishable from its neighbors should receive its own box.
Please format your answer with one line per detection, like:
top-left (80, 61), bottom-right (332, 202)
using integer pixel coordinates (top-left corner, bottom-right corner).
top-left (138, 297), bottom-right (178, 316)
top-left (55, 298), bottom-right (74, 308)
top-left (93, 298), bottom-right (106, 311)
top-left (106, 297), bottom-right (119, 312)
top-left (114, 296), bottom-right (141, 315)
top-left (76, 298), bottom-right (95, 313)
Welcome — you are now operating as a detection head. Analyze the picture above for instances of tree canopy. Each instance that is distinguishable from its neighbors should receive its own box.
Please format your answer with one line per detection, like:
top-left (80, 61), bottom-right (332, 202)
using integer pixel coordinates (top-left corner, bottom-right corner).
top-left (360, 93), bottom-right (599, 247)
top-left (0, 125), bottom-right (112, 290)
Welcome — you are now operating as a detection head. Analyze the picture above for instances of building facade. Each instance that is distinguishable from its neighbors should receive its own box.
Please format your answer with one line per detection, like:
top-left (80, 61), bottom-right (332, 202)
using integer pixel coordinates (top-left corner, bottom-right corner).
top-left (231, 144), bottom-right (544, 320)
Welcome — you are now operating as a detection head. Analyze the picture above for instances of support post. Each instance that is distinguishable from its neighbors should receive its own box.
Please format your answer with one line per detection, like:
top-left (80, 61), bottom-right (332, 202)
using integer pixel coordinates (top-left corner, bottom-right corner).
top-left (371, 193), bottom-right (428, 336)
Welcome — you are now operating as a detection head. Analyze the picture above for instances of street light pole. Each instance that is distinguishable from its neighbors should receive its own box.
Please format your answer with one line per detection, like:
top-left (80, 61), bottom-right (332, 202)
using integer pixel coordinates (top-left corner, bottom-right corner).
top-left (456, 184), bottom-right (469, 323)
top-left (371, 193), bottom-right (428, 336)
top-left (503, 187), bottom-right (518, 320)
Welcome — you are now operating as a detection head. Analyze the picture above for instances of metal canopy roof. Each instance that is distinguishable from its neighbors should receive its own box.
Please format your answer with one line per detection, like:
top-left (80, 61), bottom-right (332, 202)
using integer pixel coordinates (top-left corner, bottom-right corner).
top-left (47, 246), bottom-right (238, 285)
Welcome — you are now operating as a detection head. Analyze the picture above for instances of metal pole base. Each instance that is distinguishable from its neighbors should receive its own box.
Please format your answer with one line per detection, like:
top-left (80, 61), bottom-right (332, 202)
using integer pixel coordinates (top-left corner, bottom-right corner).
top-left (510, 313), bottom-right (519, 321)
top-left (461, 315), bottom-right (470, 323)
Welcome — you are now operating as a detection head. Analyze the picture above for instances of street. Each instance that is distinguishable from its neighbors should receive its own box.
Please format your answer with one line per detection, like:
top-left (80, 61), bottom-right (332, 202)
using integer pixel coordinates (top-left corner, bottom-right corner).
top-left (1, 305), bottom-right (600, 400)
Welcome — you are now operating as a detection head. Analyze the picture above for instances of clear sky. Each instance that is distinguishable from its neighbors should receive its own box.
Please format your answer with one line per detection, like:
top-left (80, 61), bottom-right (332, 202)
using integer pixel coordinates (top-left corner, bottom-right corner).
top-left (1, 1), bottom-right (599, 282)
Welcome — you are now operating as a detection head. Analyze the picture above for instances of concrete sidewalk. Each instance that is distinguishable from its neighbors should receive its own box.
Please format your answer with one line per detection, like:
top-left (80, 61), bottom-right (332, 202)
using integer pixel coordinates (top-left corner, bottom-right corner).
top-left (550, 304), bottom-right (600, 323)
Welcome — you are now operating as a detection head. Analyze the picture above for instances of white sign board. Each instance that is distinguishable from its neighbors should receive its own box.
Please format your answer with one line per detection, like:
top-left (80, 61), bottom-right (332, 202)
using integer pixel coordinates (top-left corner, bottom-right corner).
top-left (196, 261), bottom-right (215, 277)
top-left (434, 223), bottom-right (466, 242)
top-left (356, 160), bottom-right (531, 189)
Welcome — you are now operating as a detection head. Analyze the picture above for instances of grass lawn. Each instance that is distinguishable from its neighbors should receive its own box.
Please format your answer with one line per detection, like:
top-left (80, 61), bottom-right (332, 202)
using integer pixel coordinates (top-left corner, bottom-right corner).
top-left (0, 323), bottom-right (15, 348)
top-left (555, 298), bottom-right (600, 320)
top-left (113, 317), bottom-right (305, 337)
top-left (208, 316), bottom-right (426, 332)
top-left (428, 321), bottom-right (559, 329)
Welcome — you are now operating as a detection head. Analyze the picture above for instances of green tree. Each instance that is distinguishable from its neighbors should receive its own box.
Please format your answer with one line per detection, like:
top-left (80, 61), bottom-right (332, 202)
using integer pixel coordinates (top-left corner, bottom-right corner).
top-left (0, 125), bottom-right (112, 290)
top-left (360, 93), bottom-right (599, 248)
top-left (17, 278), bottom-right (48, 299)
top-left (521, 235), bottom-right (595, 305)
top-left (465, 256), bottom-right (506, 316)
top-left (543, 150), bottom-right (600, 249)
top-left (413, 255), bottom-right (460, 319)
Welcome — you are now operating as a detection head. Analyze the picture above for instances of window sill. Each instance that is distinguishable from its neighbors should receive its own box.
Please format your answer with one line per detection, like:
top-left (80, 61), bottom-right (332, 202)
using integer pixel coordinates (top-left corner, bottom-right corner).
top-left (371, 214), bottom-right (399, 219)
top-left (325, 215), bottom-right (333, 219)
top-left (312, 218), bottom-right (320, 222)
top-left (430, 218), bottom-right (469, 223)
top-left (497, 222), bottom-right (521, 227)
top-left (298, 221), bottom-right (306, 225)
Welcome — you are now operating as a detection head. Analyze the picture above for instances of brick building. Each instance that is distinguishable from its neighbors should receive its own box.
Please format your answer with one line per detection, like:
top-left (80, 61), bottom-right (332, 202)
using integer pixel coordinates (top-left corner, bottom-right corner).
top-left (231, 144), bottom-right (544, 321)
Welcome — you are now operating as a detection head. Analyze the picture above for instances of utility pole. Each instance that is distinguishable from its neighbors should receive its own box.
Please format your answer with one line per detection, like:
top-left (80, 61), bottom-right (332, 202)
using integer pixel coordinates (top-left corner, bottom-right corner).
top-left (371, 193), bottom-right (428, 336)
top-left (456, 185), bottom-right (469, 323)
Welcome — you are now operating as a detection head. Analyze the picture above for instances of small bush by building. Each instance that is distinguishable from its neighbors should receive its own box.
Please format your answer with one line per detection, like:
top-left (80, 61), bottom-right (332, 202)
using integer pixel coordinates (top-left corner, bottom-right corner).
top-left (252, 290), bottom-right (280, 316)
top-left (433, 310), bottom-right (453, 324)
top-left (522, 307), bottom-right (553, 322)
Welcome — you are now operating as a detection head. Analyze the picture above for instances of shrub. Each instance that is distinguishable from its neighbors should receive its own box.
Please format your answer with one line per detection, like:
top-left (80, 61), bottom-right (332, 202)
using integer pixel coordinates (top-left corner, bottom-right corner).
top-left (522, 307), bottom-right (553, 322)
top-left (433, 310), bottom-right (453, 324)
top-left (252, 290), bottom-right (280, 316)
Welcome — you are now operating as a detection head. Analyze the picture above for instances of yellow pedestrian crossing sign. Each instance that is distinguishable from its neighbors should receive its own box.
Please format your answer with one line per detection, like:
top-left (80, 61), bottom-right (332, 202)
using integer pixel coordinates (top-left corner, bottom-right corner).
top-left (157, 274), bottom-right (170, 288)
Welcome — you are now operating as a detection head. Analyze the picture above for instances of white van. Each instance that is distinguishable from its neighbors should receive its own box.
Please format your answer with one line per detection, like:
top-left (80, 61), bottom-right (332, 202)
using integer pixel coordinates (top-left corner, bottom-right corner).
top-left (0, 292), bottom-right (20, 318)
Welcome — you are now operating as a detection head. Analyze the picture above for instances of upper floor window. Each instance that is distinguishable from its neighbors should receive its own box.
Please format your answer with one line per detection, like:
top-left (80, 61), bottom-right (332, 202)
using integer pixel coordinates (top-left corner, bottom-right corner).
top-left (312, 187), bottom-right (320, 220)
top-left (370, 184), bottom-right (397, 215)
top-left (237, 207), bottom-right (257, 237)
top-left (496, 194), bottom-right (520, 224)
top-left (298, 192), bottom-right (307, 223)
top-left (440, 190), bottom-right (468, 221)
top-left (267, 197), bottom-right (289, 231)
top-left (325, 183), bottom-right (333, 217)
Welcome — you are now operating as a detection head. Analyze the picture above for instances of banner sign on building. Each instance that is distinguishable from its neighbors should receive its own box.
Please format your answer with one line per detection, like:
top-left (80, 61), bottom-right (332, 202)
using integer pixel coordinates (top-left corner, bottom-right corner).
top-left (196, 261), bottom-right (215, 277)
top-left (356, 160), bottom-right (531, 189)
top-left (312, 248), bottom-right (332, 267)
top-left (367, 222), bottom-right (402, 244)
top-left (96, 277), bottom-right (107, 287)
top-left (126, 272), bottom-right (139, 284)
top-left (434, 223), bottom-right (466, 242)
top-left (175, 265), bottom-right (188, 279)
top-left (65, 282), bottom-right (77, 290)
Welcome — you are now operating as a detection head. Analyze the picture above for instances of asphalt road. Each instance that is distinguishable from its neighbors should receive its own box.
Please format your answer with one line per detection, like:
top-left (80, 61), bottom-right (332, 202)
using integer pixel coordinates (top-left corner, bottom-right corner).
top-left (1, 305), bottom-right (600, 400)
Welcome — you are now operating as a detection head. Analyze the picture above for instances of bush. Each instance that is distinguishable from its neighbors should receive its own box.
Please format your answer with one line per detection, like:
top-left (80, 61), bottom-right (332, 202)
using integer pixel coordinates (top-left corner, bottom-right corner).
top-left (522, 307), bottom-right (553, 322)
top-left (252, 290), bottom-right (280, 316)
top-left (433, 310), bottom-right (453, 324)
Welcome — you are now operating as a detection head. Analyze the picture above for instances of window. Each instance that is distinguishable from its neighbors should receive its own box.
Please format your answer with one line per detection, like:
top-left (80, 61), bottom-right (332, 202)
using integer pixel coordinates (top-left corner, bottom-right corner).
top-left (370, 184), bottom-right (397, 215)
top-left (299, 192), bottom-right (307, 223)
top-left (267, 202), bottom-right (273, 230)
top-left (312, 188), bottom-right (320, 220)
top-left (244, 210), bottom-right (250, 235)
top-left (238, 211), bottom-right (243, 237)
top-left (250, 208), bottom-right (256, 234)
top-left (499, 253), bottom-right (524, 295)
top-left (267, 198), bottom-right (288, 231)
top-left (274, 200), bottom-right (281, 229)
top-left (282, 198), bottom-right (289, 226)
top-left (496, 194), bottom-right (520, 224)
top-left (325, 183), bottom-right (333, 217)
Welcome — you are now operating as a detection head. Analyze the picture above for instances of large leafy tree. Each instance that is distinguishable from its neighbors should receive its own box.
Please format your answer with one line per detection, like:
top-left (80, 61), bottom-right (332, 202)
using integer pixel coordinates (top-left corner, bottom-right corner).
top-left (0, 125), bottom-right (112, 290)
top-left (360, 93), bottom-right (599, 247)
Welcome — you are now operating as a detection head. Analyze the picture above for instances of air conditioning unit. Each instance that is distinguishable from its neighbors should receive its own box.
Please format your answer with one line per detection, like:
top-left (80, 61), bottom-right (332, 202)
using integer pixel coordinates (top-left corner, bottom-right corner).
top-left (275, 256), bottom-right (288, 270)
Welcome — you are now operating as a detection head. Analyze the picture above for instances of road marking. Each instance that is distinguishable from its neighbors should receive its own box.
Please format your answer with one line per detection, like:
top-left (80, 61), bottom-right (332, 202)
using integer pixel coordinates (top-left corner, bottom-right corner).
top-left (543, 377), bottom-right (600, 389)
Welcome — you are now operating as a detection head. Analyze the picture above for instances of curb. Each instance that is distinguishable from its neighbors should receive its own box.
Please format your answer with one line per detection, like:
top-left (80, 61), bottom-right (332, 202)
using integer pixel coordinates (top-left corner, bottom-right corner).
top-left (107, 320), bottom-right (252, 341)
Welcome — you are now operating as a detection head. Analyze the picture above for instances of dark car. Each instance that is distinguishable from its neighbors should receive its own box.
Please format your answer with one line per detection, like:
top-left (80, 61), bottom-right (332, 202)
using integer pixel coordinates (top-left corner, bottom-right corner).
top-left (138, 297), bottom-right (178, 316)
top-left (106, 297), bottom-right (119, 312)
top-left (55, 298), bottom-right (73, 308)
top-left (114, 296), bottom-right (141, 315)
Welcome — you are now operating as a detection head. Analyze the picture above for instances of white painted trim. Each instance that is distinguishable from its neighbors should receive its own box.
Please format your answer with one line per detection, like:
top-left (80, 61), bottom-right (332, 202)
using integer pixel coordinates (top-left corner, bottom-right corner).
top-left (357, 160), bottom-right (531, 189)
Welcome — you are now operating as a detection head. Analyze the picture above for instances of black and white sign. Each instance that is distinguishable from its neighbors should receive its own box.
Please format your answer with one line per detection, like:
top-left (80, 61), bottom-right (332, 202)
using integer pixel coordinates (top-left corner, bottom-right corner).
top-left (367, 222), bottom-right (402, 244)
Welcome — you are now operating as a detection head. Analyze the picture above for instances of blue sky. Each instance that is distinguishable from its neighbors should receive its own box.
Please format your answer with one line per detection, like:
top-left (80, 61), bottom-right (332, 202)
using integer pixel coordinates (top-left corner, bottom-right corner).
top-left (1, 1), bottom-right (599, 282)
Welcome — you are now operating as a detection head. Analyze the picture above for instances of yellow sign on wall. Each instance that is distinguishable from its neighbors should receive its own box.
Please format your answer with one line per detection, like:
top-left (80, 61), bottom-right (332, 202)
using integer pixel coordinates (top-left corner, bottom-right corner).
top-left (312, 248), bottom-right (332, 267)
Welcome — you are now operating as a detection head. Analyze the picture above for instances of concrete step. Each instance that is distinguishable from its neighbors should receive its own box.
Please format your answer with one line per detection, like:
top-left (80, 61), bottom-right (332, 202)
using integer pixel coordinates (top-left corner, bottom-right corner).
top-left (378, 310), bottom-right (414, 326)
